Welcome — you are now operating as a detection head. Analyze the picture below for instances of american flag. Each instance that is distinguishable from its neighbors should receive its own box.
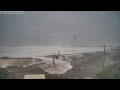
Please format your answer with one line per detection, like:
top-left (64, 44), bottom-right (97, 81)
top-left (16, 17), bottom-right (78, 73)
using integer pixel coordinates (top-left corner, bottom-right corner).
top-left (73, 35), bottom-right (77, 40)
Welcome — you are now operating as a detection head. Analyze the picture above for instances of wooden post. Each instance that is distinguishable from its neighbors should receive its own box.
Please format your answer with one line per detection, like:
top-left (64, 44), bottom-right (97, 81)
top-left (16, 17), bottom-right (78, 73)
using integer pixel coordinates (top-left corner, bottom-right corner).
top-left (101, 44), bottom-right (105, 78)
top-left (53, 55), bottom-right (55, 65)
top-left (103, 45), bottom-right (105, 72)
top-left (58, 50), bottom-right (60, 56)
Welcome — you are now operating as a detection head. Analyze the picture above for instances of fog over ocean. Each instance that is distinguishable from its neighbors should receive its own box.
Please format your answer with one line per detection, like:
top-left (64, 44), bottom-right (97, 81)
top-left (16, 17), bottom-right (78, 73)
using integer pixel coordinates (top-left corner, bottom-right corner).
top-left (0, 45), bottom-right (111, 58)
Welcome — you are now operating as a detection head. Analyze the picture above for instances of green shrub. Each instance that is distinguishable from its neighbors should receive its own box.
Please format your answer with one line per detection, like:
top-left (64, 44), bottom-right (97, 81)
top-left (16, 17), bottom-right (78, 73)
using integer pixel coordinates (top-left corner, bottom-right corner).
top-left (96, 65), bottom-right (118, 79)
top-left (0, 68), bottom-right (9, 79)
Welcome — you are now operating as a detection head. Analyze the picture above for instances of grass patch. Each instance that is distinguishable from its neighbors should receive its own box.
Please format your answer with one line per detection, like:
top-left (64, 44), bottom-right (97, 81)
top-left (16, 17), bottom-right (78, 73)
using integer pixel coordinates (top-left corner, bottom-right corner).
top-left (96, 65), bottom-right (118, 79)
top-left (0, 68), bottom-right (9, 79)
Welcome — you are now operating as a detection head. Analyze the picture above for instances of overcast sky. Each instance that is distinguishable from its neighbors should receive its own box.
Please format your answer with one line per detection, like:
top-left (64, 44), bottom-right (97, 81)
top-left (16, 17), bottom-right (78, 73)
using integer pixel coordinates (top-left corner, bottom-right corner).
top-left (0, 11), bottom-right (120, 46)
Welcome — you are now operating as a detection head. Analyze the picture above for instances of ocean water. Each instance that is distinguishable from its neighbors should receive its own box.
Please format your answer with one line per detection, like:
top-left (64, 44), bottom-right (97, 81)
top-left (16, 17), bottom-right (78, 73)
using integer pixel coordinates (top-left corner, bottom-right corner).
top-left (0, 46), bottom-right (111, 58)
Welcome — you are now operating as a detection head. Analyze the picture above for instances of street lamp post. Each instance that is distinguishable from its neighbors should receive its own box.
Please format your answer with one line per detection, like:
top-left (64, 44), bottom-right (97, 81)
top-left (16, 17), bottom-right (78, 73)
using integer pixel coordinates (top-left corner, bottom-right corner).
top-left (101, 44), bottom-right (105, 78)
